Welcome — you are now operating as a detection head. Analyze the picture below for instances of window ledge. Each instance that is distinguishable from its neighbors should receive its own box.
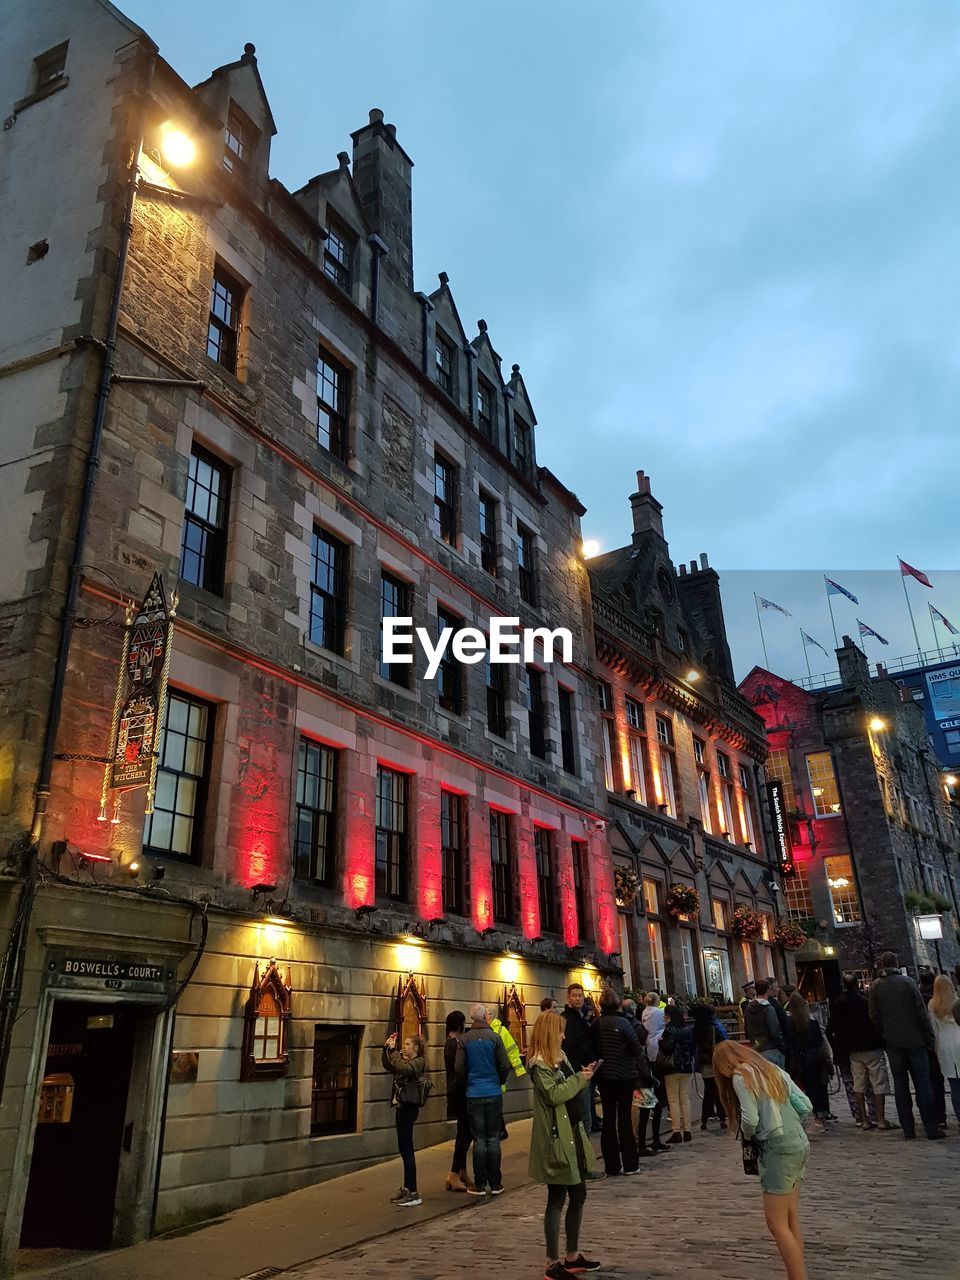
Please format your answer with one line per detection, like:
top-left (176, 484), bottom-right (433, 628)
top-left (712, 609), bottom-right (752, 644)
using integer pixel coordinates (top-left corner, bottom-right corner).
top-left (12, 76), bottom-right (69, 115)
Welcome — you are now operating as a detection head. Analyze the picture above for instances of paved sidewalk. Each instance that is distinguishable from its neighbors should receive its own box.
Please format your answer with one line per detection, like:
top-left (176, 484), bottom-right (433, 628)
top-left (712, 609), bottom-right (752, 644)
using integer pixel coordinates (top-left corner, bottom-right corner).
top-left (19, 1120), bottom-right (537, 1280)
top-left (289, 1122), bottom-right (960, 1280)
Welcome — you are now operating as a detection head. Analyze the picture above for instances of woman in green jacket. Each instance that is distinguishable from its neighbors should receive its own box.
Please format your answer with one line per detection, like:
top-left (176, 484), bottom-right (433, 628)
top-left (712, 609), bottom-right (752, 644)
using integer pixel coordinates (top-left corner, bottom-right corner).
top-left (527, 1009), bottom-right (601, 1280)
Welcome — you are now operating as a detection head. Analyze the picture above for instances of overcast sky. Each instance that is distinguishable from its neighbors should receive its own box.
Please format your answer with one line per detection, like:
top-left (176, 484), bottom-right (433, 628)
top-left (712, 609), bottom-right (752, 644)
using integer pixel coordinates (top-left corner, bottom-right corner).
top-left (123, 0), bottom-right (960, 681)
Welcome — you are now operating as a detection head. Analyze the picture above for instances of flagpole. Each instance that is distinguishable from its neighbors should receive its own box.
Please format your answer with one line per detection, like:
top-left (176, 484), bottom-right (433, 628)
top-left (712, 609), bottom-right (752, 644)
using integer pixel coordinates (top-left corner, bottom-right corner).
top-left (754, 594), bottom-right (769, 669)
top-left (929, 603), bottom-right (944, 663)
top-left (825, 579), bottom-right (839, 648)
top-left (899, 560), bottom-right (922, 661)
top-left (801, 629), bottom-right (812, 682)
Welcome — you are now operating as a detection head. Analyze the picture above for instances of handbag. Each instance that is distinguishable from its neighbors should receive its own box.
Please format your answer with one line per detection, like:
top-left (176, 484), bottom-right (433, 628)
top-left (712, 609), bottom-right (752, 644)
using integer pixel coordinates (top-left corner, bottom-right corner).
top-left (737, 1120), bottom-right (760, 1177)
top-left (416, 1076), bottom-right (434, 1107)
top-left (632, 1087), bottom-right (657, 1110)
top-left (654, 1047), bottom-right (675, 1074)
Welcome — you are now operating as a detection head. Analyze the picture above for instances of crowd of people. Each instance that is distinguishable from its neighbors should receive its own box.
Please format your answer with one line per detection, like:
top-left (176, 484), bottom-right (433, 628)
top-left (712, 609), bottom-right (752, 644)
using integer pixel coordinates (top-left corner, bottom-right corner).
top-left (379, 959), bottom-right (960, 1280)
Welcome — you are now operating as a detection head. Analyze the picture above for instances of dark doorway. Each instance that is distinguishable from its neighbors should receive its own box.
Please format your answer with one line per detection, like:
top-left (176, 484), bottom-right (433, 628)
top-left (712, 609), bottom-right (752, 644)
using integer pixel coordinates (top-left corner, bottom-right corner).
top-left (21, 1002), bottom-right (138, 1249)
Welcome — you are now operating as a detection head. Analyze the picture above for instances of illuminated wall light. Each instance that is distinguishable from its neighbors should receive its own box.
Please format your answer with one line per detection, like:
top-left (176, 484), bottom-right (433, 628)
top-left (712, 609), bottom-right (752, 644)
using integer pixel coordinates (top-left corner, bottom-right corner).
top-left (394, 943), bottom-right (422, 973)
top-left (160, 124), bottom-right (197, 168)
top-left (580, 538), bottom-right (601, 559)
top-left (499, 954), bottom-right (520, 984)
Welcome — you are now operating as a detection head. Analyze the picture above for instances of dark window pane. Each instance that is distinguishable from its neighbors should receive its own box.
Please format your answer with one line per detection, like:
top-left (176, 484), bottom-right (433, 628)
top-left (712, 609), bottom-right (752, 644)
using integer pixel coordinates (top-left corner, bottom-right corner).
top-left (437, 608), bottom-right (463, 714)
top-left (535, 827), bottom-right (555, 933)
top-left (317, 351), bottom-right (349, 457)
top-left (433, 454), bottom-right (458, 544)
top-left (486, 649), bottom-right (508, 737)
top-left (435, 332), bottom-right (453, 394)
top-left (310, 529), bottom-right (347, 653)
top-left (517, 524), bottom-right (537, 605)
top-left (479, 493), bottom-right (498, 575)
top-left (380, 573), bottom-right (409, 685)
top-left (324, 219), bottom-right (353, 290)
top-left (295, 739), bottom-right (337, 885)
top-left (525, 667), bottom-right (546, 759)
top-left (207, 267), bottom-right (241, 373)
top-left (441, 791), bottom-right (464, 915)
top-left (490, 810), bottom-right (513, 924)
top-left (311, 1026), bottom-right (361, 1136)
top-left (375, 767), bottom-right (407, 900)
top-left (143, 692), bottom-right (212, 862)
top-left (559, 687), bottom-right (577, 775)
top-left (572, 839), bottom-right (591, 941)
top-left (179, 447), bottom-right (230, 595)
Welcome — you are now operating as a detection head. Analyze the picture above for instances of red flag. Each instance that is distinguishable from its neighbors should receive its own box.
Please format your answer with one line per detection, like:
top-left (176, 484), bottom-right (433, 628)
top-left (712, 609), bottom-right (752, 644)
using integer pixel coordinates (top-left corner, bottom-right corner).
top-left (898, 557), bottom-right (932, 588)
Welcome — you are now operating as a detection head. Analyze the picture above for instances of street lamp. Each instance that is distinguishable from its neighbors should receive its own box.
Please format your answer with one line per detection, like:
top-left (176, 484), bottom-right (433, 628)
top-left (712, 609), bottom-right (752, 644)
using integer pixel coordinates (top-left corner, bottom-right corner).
top-left (868, 716), bottom-right (887, 733)
top-left (160, 124), bottom-right (197, 168)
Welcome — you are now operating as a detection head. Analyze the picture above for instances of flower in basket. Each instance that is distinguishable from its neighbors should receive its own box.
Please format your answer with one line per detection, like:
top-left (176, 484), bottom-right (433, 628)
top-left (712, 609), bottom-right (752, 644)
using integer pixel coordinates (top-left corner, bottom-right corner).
top-left (732, 904), bottom-right (765, 940)
top-left (614, 865), bottom-right (641, 907)
top-left (774, 921), bottom-right (807, 950)
top-left (664, 883), bottom-right (701, 919)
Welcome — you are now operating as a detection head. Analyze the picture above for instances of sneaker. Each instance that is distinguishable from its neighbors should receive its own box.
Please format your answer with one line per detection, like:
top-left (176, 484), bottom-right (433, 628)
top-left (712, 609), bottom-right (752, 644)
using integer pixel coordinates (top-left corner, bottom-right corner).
top-left (566, 1256), bottom-right (602, 1274)
top-left (466, 1184), bottom-right (488, 1196)
top-left (622, 1166), bottom-right (639, 1175)
top-left (585, 1170), bottom-right (606, 1181)
top-left (637, 1147), bottom-right (655, 1157)
top-left (489, 1184), bottom-right (504, 1195)
top-left (389, 1186), bottom-right (409, 1203)
top-left (397, 1191), bottom-right (422, 1207)
top-left (652, 1142), bottom-right (670, 1152)
top-left (544, 1265), bottom-right (578, 1280)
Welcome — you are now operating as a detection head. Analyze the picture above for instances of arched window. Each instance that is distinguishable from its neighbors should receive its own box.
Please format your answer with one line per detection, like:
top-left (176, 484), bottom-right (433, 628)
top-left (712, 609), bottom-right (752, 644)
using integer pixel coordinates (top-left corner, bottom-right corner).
top-left (241, 960), bottom-right (292, 1081)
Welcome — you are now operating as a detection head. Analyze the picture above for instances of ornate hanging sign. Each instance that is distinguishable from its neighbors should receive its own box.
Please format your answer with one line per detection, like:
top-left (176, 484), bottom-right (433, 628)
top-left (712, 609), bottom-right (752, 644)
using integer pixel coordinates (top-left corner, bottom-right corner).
top-left (99, 573), bottom-right (178, 821)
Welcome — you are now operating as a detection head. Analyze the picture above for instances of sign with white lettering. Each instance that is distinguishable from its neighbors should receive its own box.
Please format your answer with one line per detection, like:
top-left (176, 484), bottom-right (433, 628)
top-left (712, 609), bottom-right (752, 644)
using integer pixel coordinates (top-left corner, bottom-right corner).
top-left (47, 953), bottom-right (176, 994)
top-left (766, 778), bottom-right (793, 876)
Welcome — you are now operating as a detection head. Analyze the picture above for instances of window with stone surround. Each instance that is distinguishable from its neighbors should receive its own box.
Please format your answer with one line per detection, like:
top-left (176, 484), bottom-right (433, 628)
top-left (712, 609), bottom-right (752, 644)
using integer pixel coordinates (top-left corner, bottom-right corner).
top-left (524, 666), bottom-right (546, 759)
top-left (179, 445), bottom-right (230, 595)
top-left (647, 920), bottom-right (665, 990)
top-left (241, 960), bottom-right (292, 1081)
top-left (223, 102), bottom-right (257, 176)
top-left (558, 686), bottom-right (578, 775)
top-left (739, 764), bottom-right (758, 848)
top-left (477, 376), bottom-right (496, 440)
top-left (441, 790), bottom-right (465, 915)
top-left (310, 528), bottom-right (347, 654)
top-left (766, 748), bottom-right (798, 813)
top-left (435, 329), bottom-right (454, 395)
top-left (311, 1025), bottom-right (362, 1135)
top-left (375, 766), bottom-right (408, 900)
top-left (207, 263), bottom-right (243, 373)
top-left (485, 645), bottom-right (508, 737)
top-left (479, 490), bottom-right (499, 575)
top-left (433, 452), bottom-right (458, 544)
top-left (535, 827), bottom-right (557, 933)
top-left (642, 878), bottom-right (660, 915)
top-left (711, 898), bottom-right (729, 931)
top-left (490, 809), bottom-right (514, 924)
top-left (380, 573), bottom-right (410, 686)
top-left (783, 861), bottom-right (813, 920)
top-left (143, 690), bottom-right (212, 862)
top-left (34, 42), bottom-right (68, 90)
top-left (323, 215), bottom-right (354, 291)
top-left (316, 348), bottom-right (349, 458)
top-left (437, 606), bottom-right (463, 714)
top-left (656, 717), bottom-right (678, 817)
top-left (825, 854), bottom-right (860, 925)
top-left (295, 738), bottom-right (338, 886)
top-left (572, 839), bottom-right (591, 941)
top-left (517, 523), bottom-right (537, 605)
top-left (806, 752), bottom-right (842, 817)
top-left (513, 414), bottom-right (531, 476)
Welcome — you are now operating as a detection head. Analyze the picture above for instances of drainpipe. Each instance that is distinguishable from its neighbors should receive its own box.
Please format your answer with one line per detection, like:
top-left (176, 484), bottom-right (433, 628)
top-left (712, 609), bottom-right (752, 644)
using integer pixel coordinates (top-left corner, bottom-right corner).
top-left (0, 42), bottom-right (157, 1103)
top-left (416, 292), bottom-right (433, 375)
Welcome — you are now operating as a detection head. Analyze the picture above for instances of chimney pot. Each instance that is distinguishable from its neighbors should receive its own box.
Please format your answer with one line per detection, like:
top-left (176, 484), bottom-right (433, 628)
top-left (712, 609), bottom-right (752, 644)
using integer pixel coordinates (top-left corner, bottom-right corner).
top-left (690, 560), bottom-right (697, 573)
top-left (438, 271), bottom-right (449, 286)
top-left (699, 553), bottom-right (709, 569)
top-left (369, 108), bottom-right (384, 124)
top-left (385, 123), bottom-right (397, 139)
top-left (636, 470), bottom-right (650, 494)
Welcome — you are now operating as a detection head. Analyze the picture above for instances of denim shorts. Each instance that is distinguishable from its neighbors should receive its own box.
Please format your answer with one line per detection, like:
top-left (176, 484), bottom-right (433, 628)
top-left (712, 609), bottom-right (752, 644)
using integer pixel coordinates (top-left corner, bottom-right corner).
top-left (759, 1135), bottom-right (809, 1195)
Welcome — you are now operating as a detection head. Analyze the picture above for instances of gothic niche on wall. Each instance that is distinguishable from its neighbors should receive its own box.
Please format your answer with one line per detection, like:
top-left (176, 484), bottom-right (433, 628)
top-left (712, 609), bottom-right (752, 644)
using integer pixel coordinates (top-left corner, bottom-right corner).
top-left (499, 983), bottom-right (528, 1057)
top-left (240, 959), bottom-right (292, 1081)
top-left (394, 972), bottom-right (427, 1043)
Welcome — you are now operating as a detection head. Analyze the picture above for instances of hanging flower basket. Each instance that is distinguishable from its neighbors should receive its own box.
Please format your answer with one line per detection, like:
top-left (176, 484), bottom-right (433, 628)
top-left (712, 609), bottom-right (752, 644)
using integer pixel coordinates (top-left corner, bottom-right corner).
top-left (664, 883), bottom-right (700, 919)
top-left (614, 865), bottom-right (640, 908)
top-left (775, 921), bottom-right (807, 950)
top-left (732, 905), bottom-right (765, 940)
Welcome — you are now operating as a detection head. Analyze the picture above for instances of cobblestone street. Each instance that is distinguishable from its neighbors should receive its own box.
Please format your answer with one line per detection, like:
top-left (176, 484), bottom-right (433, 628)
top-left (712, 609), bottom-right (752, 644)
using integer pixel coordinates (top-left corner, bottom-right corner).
top-left (288, 1122), bottom-right (960, 1280)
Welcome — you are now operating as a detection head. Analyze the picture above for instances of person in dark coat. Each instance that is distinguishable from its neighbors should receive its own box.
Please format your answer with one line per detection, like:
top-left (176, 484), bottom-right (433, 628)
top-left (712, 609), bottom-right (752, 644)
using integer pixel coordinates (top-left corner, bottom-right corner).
top-left (443, 1010), bottom-right (473, 1192)
top-left (827, 973), bottom-right (887, 1128)
top-left (744, 978), bottom-right (786, 1066)
top-left (660, 1005), bottom-right (695, 1143)
top-left (869, 951), bottom-right (942, 1141)
top-left (561, 983), bottom-right (595, 1134)
top-left (690, 1001), bottom-right (727, 1130)
top-left (590, 989), bottom-right (651, 1175)
top-left (785, 993), bottom-right (832, 1131)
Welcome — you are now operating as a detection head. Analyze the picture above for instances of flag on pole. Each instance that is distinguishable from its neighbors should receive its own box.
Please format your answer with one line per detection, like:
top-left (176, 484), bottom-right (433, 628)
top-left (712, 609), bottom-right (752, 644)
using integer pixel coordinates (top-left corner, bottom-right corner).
top-left (857, 619), bottom-right (889, 645)
top-left (824, 576), bottom-right (858, 605)
top-left (898, 558), bottom-right (933, 588)
top-left (801, 630), bottom-right (829, 656)
top-left (931, 605), bottom-right (959, 636)
top-left (757, 597), bottom-right (792, 617)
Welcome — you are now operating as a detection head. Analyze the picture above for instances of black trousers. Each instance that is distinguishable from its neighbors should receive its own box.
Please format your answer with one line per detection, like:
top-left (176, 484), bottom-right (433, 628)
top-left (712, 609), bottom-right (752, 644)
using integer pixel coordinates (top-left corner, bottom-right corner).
top-left (545, 1181), bottom-right (587, 1259)
top-left (451, 1097), bottom-right (472, 1174)
top-left (701, 1076), bottom-right (726, 1124)
top-left (395, 1102), bottom-right (419, 1191)
top-left (598, 1079), bottom-right (638, 1173)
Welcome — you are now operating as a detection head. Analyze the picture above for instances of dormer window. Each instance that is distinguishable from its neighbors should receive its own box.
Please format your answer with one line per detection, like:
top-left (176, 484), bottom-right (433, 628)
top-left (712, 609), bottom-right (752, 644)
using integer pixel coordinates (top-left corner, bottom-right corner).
top-left (223, 103), bottom-right (256, 175)
top-left (323, 216), bottom-right (353, 291)
top-left (477, 376), bottom-right (496, 440)
top-left (513, 415), bottom-right (531, 476)
top-left (435, 330), bottom-right (454, 395)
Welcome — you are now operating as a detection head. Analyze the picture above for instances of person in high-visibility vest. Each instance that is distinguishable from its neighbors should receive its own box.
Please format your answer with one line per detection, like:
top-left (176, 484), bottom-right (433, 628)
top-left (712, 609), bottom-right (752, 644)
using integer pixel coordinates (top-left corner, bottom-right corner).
top-left (490, 1014), bottom-right (527, 1139)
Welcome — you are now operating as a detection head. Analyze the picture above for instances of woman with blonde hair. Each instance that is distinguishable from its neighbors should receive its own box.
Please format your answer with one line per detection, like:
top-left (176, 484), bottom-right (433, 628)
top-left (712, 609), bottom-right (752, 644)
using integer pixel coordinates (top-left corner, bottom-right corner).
top-left (928, 974), bottom-right (960, 1129)
top-left (714, 1040), bottom-right (812, 1280)
top-left (527, 1009), bottom-right (601, 1280)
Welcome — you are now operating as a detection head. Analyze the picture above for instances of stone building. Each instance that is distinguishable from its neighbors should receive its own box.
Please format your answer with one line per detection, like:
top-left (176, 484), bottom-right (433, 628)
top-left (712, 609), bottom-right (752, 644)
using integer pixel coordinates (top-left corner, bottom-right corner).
top-left (588, 474), bottom-right (782, 1008)
top-left (740, 638), bottom-right (960, 999)
top-left (0, 1), bottom-right (617, 1261)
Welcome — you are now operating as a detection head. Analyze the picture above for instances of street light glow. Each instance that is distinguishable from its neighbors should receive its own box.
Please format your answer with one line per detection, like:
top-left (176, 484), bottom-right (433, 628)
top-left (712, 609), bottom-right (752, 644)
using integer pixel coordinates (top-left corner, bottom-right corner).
top-left (685, 669), bottom-right (701, 683)
top-left (580, 538), bottom-right (601, 559)
top-left (868, 716), bottom-right (887, 732)
top-left (161, 126), bottom-right (196, 168)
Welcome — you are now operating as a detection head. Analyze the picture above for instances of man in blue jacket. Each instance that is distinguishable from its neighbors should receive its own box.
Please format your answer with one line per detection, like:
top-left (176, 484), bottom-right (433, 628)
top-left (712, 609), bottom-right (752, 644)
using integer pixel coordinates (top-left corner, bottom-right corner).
top-left (455, 1003), bottom-right (511, 1194)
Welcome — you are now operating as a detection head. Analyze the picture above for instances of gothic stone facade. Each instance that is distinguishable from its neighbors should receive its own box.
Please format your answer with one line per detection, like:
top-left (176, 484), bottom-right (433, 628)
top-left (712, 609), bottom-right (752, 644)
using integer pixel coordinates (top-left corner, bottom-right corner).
top-left (0, 1), bottom-right (616, 1262)
top-left (740, 639), bottom-right (960, 996)
top-left (590, 475), bottom-right (782, 1008)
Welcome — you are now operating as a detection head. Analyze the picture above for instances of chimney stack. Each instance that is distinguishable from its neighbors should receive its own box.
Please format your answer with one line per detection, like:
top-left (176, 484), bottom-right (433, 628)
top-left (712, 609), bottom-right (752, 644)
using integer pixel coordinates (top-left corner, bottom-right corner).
top-left (351, 108), bottom-right (414, 291)
top-left (836, 635), bottom-right (870, 691)
top-left (630, 469), bottom-right (664, 543)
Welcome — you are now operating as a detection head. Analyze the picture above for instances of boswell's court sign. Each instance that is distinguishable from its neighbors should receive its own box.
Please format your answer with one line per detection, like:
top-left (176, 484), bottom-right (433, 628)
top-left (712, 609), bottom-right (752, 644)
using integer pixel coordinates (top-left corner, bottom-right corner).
top-left (382, 616), bottom-right (574, 679)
